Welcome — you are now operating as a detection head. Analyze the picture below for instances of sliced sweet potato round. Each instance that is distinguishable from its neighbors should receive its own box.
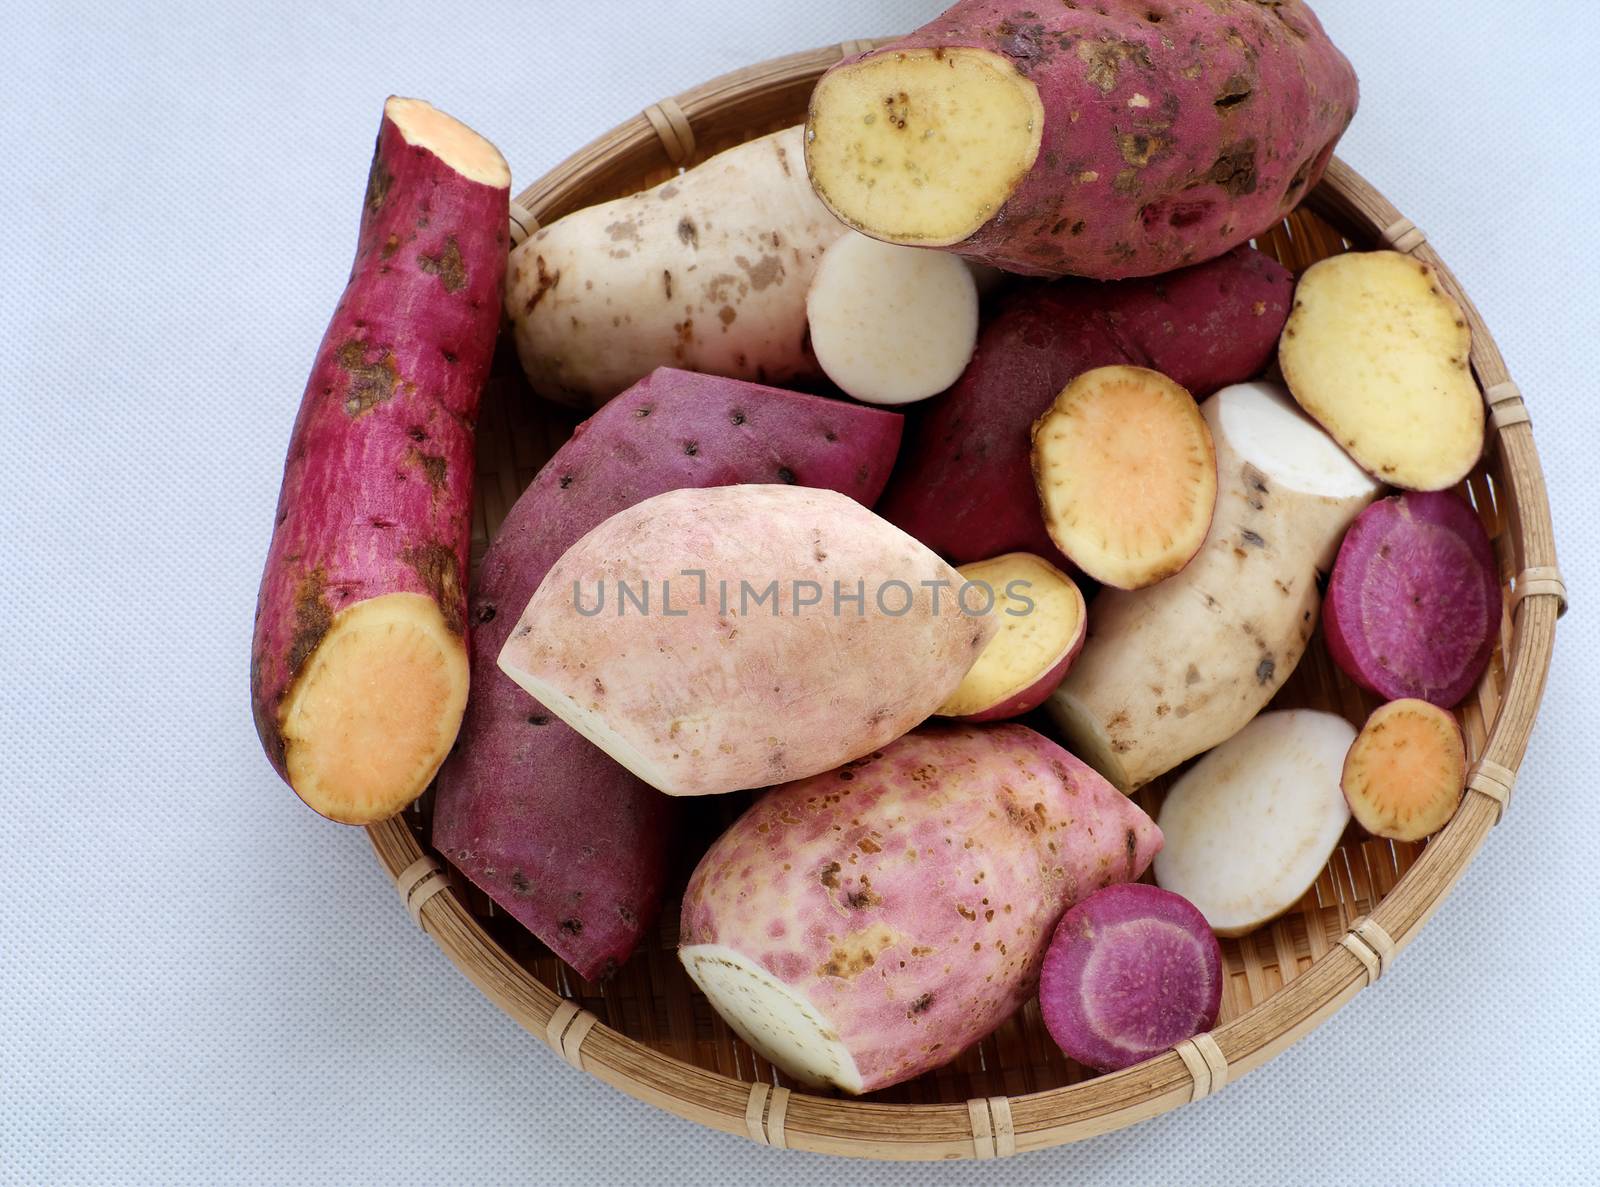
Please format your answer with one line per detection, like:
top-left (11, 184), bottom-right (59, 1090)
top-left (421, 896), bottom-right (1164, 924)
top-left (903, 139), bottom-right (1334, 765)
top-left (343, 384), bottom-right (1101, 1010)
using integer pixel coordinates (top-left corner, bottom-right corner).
top-left (1031, 366), bottom-right (1217, 590)
top-left (1342, 699), bottom-right (1467, 841)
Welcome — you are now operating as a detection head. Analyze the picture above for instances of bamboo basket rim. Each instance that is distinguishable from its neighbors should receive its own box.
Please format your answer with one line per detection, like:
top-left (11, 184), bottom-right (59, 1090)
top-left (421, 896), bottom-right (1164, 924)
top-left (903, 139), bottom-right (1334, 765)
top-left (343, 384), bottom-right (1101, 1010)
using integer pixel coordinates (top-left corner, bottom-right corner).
top-left (366, 40), bottom-right (1565, 1161)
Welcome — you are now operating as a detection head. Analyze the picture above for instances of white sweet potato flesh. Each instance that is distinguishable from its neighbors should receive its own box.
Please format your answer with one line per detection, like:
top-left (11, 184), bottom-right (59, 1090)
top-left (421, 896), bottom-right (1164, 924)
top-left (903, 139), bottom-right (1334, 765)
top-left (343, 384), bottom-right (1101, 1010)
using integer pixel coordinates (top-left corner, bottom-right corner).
top-left (1280, 251), bottom-right (1485, 490)
top-left (1032, 366), bottom-right (1217, 589)
top-left (806, 48), bottom-right (1044, 249)
top-left (1154, 709), bottom-right (1355, 937)
top-left (498, 485), bottom-right (995, 796)
top-left (937, 553), bottom-right (1085, 721)
top-left (679, 725), bottom-right (1162, 1092)
top-left (507, 127), bottom-right (844, 407)
top-left (1048, 383), bottom-right (1380, 790)
top-left (805, 231), bottom-right (978, 405)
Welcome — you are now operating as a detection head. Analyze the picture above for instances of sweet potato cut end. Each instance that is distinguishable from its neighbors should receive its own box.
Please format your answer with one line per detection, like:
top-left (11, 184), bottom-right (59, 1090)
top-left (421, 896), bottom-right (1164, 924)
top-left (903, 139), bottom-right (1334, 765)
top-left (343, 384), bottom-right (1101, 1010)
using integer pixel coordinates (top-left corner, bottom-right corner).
top-left (680, 943), bottom-right (863, 1093)
top-left (1280, 251), bottom-right (1484, 491)
top-left (280, 592), bottom-right (468, 824)
top-left (1342, 699), bottom-right (1466, 841)
top-left (385, 96), bottom-right (510, 189)
top-left (806, 48), bottom-right (1043, 247)
top-left (1033, 366), bottom-right (1217, 590)
top-left (938, 553), bottom-right (1085, 720)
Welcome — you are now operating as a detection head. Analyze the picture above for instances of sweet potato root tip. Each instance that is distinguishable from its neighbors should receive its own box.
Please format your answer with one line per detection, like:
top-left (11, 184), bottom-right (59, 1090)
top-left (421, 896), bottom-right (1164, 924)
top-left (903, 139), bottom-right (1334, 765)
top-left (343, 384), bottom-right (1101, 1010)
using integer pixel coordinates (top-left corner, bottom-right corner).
top-left (280, 593), bottom-right (469, 824)
top-left (806, 48), bottom-right (1043, 248)
top-left (1032, 366), bottom-right (1217, 589)
top-left (1341, 699), bottom-right (1466, 842)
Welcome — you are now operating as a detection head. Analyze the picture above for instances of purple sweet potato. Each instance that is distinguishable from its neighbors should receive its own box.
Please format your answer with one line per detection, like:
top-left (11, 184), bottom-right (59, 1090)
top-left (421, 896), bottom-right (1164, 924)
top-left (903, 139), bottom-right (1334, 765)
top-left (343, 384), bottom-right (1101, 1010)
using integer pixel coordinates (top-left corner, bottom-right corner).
top-left (1323, 491), bottom-right (1502, 708)
top-left (805, 0), bottom-right (1357, 278)
top-left (678, 725), bottom-right (1162, 1093)
top-left (433, 368), bottom-right (902, 978)
top-left (250, 98), bottom-right (509, 825)
top-left (1039, 883), bottom-right (1221, 1073)
top-left (879, 246), bottom-right (1290, 567)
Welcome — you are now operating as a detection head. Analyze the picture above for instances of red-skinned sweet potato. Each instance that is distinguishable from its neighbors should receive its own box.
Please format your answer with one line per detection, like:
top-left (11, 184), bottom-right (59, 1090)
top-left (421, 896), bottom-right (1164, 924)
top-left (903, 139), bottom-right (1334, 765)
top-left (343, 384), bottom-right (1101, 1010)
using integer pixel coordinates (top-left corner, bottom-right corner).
top-left (433, 368), bottom-right (903, 978)
top-left (251, 98), bottom-right (509, 825)
top-left (805, 0), bottom-right (1357, 278)
top-left (879, 246), bottom-right (1290, 567)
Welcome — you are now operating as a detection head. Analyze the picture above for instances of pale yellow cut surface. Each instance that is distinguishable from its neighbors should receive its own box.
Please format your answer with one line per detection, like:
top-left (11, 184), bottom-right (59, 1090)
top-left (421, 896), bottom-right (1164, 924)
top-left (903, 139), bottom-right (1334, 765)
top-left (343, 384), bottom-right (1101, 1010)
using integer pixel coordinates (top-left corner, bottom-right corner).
top-left (1032, 366), bottom-right (1217, 590)
top-left (805, 48), bottom-right (1043, 246)
top-left (282, 592), bottom-right (468, 824)
top-left (1341, 698), bottom-right (1466, 842)
top-left (1279, 250), bottom-right (1484, 490)
top-left (386, 96), bottom-right (511, 188)
top-left (937, 554), bottom-right (1084, 717)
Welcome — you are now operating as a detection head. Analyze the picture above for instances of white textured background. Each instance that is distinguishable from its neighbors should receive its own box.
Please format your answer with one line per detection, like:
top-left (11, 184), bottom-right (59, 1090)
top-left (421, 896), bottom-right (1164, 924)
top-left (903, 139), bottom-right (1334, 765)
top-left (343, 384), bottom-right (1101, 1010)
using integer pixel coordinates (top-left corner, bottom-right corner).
top-left (3, 2), bottom-right (1597, 1183)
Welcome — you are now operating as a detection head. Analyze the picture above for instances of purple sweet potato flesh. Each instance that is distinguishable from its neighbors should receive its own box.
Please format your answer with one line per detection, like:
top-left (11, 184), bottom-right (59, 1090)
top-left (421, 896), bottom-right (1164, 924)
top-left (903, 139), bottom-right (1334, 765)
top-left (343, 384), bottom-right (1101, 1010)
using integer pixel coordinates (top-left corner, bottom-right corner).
top-left (1323, 491), bottom-right (1501, 709)
top-left (432, 368), bottom-right (903, 978)
top-left (878, 246), bottom-right (1291, 567)
top-left (1039, 883), bottom-right (1222, 1073)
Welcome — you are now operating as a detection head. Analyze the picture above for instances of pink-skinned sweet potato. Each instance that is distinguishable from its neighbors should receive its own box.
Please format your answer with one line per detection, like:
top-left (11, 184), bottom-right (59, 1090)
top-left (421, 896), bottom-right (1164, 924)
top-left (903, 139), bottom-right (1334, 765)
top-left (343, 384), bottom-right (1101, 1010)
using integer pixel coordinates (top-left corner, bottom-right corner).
top-left (1323, 491), bottom-right (1502, 708)
top-left (679, 724), bottom-right (1161, 1093)
top-left (805, 0), bottom-right (1357, 278)
top-left (250, 98), bottom-right (509, 825)
top-left (433, 368), bottom-right (902, 978)
top-left (879, 246), bottom-right (1290, 567)
top-left (1040, 883), bottom-right (1221, 1072)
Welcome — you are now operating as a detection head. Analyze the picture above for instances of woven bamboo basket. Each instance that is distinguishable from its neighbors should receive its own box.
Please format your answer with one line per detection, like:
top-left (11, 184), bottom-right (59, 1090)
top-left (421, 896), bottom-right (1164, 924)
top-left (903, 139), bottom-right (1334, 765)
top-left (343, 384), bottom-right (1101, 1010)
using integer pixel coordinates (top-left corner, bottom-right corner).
top-left (366, 41), bottom-right (1566, 1160)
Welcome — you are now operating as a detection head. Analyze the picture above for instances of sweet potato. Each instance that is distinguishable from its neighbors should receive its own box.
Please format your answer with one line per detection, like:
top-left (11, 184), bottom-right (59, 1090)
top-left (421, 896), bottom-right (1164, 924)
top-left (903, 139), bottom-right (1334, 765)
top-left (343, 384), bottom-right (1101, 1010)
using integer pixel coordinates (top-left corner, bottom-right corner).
top-left (878, 246), bottom-right (1291, 567)
top-left (1280, 251), bottom-right (1485, 490)
top-left (433, 370), bottom-right (903, 978)
top-left (805, 231), bottom-right (978, 405)
top-left (1048, 383), bottom-right (1379, 791)
top-left (678, 725), bottom-right (1162, 1093)
top-left (805, 0), bottom-right (1357, 277)
top-left (507, 127), bottom-right (844, 407)
top-left (1154, 709), bottom-right (1354, 936)
top-left (1039, 883), bottom-right (1221, 1072)
top-left (1323, 491), bottom-right (1502, 707)
top-left (250, 97), bottom-right (509, 824)
top-left (1032, 366), bottom-right (1217, 589)
top-left (936, 553), bottom-right (1085, 721)
top-left (499, 485), bottom-right (994, 797)
top-left (1342, 699), bottom-right (1466, 842)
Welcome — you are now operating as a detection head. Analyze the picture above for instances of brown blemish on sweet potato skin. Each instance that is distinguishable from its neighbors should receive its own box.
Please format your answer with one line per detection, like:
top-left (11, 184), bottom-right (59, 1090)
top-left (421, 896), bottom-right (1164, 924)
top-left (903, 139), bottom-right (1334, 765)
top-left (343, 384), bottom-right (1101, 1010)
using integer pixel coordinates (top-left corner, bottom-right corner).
top-left (402, 542), bottom-right (465, 636)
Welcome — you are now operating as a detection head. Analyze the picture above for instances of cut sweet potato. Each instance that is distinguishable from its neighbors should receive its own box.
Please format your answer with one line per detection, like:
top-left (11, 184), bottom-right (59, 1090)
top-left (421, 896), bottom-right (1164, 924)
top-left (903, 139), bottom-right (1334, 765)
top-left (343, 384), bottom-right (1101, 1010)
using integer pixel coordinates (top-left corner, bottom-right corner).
top-left (1323, 491), bottom-right (1502, 707)
top-left (1039, 884), bottom-right (1222, 1072)
top-left (1032, 366), bottom-right (1216, 589)
top-left (1280, 251), bottom-right (1486, 490)
top-left (805, 231), bottom-right (978, 405)
top-left (1342, 699), bottom-right (1466, 842)
top-left (936, 553), bottom-right (1085, 721)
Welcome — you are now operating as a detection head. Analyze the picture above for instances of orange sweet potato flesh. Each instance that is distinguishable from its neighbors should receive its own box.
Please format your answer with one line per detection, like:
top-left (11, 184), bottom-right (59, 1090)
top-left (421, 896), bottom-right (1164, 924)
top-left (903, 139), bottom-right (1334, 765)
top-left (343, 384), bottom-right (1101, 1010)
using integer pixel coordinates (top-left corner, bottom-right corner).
top-left (1341, 699), bottom-right (1466, 841)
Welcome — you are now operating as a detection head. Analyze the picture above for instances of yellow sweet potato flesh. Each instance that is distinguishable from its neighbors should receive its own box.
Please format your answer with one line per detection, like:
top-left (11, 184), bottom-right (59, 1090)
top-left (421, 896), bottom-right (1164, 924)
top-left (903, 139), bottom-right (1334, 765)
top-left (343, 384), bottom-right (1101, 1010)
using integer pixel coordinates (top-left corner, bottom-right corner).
top-left (1341, 698), bottom-right (1466, 841)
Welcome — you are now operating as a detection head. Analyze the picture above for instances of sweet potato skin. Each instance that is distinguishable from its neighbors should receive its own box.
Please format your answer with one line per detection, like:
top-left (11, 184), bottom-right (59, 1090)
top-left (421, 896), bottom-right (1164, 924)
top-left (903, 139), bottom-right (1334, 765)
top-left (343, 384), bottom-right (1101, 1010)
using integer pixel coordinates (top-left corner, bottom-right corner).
top-left (879, 246), bottom-right (1291, 567)
top-left (507, 127), bottom-right (844, 407)
top-left (251, 103), bottom-right (507, 786)
top-left (680, 725), bottom-right (1162, 1093)
top-left (434, 371), bottom-right (903, 977)
top-left (826, 0), bottom-right (1356, 278)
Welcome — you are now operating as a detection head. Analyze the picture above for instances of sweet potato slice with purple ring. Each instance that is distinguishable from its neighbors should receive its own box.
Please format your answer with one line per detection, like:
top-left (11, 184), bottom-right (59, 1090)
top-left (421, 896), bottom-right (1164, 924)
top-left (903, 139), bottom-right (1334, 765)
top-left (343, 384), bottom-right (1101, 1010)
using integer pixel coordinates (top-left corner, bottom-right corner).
top-left (1323, 491), bottom-right (1502, 708)
top-left (1342, 699), bottom-right (1467, 842)
top-left (1032, 366), bottom-right (1217, 590)
top-left (1039, 883), bottom-right (1222, 1073)
top-left (936, 553), bottom-right (1085, 721)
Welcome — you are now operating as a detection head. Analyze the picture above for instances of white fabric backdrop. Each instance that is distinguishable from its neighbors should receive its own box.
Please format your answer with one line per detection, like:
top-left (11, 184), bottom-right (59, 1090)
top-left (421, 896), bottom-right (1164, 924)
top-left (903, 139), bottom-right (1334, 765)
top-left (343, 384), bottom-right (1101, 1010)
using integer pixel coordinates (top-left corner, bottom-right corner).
top-left (3, 2), bottom-right (1597, 1183)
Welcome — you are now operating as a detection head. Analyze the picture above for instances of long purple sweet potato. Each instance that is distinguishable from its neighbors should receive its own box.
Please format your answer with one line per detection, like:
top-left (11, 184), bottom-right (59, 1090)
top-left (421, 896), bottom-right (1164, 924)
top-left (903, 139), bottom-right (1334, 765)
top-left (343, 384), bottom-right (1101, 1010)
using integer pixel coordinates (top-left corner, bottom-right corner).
top-left (251, 98), bottom-right (509, 825)
top-left (433, 369), bottom-right (902, 978)
top-left (805, 0), bottom-right (1357, 277)
top-left (879, 246), bottom-right (1290, 567)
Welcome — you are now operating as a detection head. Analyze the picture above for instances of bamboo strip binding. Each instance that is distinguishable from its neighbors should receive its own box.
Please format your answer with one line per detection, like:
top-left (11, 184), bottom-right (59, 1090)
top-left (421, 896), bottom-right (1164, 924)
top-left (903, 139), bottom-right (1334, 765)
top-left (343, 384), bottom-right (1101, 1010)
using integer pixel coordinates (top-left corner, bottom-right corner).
top-left (1466, 758), bottom-right (1517, 824)
top-left (362, 42), bottom-right (1564, 1160)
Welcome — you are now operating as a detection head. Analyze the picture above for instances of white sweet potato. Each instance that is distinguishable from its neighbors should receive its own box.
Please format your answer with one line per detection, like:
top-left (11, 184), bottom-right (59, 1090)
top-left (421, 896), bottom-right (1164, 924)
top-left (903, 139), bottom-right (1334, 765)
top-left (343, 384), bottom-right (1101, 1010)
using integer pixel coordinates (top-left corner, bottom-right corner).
top-left (1048, 383), bottom-right (1380, 790)
top-left (498, 485), bottom-right (995, 796)
top-left (506, 127), bottom-right (844, 407)
top-left (679, 725), bottom-right (1162, 1093)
